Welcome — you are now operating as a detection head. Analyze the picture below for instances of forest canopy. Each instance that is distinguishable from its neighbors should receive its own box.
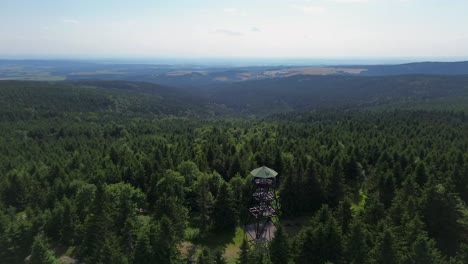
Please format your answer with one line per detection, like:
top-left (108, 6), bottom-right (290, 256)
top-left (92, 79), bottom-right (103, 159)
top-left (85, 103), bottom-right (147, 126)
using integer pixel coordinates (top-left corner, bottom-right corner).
top-left (0, 80), bottom-right (467, 263)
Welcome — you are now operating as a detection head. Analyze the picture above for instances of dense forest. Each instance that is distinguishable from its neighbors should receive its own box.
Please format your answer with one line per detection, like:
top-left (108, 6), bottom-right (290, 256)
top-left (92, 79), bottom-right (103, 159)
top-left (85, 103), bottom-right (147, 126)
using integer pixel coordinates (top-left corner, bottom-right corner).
top-left (0, 80), bottom-right (467, 263)
top-left (205, 75), bottom-right (468, 114)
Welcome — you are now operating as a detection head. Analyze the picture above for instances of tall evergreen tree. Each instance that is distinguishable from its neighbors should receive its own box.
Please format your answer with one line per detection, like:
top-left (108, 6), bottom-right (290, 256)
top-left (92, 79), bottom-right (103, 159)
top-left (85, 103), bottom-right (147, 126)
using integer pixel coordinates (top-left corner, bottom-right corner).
top-left (279, 173), bottom-right (298, 217)
top-left (295, 205), bottom-right (343, 264)
top-left (408, 236), bottom-right (443, 264)
top-left (270, 226), bottom-right (290, 264)
top-left (237, 238), bottom-right (250, 264)
top-left (196, 174), bottom-right (215, 233)
top-left (303, 160), bottom-right (323, 213)
top-left (421, 179), bottom-right (466, 256)
top-left (198, 247), bottom-right (213, 264)
top-left (371, 229), bottom-right (401, 264)
top-left (214, 249), bottom-right (227, 264)
top-left (133, 228), bottom-right (153, 264)
top-left (80, 184), bottom-right (109, 264)
top-left (345, 220), bottom-right (370, 264)
top-left (213, 182), bottom-right (238, 231)
top-left (327, 158), bottom-right (345, 208)
top-left (30, 233), bottom-right (57, 264)
top-left (151, 216), bottom-right (180, 264)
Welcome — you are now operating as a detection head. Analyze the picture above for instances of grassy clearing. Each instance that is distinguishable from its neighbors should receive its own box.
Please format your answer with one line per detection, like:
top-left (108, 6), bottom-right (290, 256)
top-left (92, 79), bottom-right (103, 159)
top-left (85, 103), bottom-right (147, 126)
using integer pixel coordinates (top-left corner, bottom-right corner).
top-left (224, 228), bottom-right (244, 263)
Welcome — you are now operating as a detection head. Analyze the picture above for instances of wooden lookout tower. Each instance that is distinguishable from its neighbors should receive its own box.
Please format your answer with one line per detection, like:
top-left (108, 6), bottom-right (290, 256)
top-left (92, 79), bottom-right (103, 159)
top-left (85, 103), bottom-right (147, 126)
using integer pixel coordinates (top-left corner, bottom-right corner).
top-left (244, 166), bottom-right (280, 244)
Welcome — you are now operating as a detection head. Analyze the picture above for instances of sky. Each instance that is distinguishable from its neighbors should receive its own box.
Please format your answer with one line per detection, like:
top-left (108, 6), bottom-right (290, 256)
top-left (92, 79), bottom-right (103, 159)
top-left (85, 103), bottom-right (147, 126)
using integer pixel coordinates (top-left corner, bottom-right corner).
top-left (1, 0), bottom-right (468, 61)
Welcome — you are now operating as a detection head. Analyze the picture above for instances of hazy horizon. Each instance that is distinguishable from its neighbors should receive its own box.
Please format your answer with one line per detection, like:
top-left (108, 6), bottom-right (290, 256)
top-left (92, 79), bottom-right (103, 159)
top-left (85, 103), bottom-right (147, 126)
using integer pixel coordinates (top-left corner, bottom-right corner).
top-left (1, 56), bottom-right (468, 67)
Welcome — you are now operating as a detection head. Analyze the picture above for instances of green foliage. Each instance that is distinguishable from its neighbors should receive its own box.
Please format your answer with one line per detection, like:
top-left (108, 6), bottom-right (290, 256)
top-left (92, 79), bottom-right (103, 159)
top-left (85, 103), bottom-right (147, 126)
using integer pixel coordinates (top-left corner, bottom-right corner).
top-left (421, 179), bottom-right (467, 256)
top-left (197, 247), bottom-right (213, 264)
top-left (0, 80), bottom-right (467, 263)
top-left (294, 205), bottom-right (344, 264)
top-left (213, 182), bottom-right (238, 231)
top-left (213, 249), bottom-right (227, 264)
top-left (30, 233), bottom-right (57, 264)
top-left (371, 229), bottom-right (401, 264)
top-left (133, 228), bottom-right (153, 264)
top-left (237, 238), bottom-right (250, 264)
top-left (345, 219), bottom-right (370, 264)
top-left (270, 226), bottom-right (290, 264)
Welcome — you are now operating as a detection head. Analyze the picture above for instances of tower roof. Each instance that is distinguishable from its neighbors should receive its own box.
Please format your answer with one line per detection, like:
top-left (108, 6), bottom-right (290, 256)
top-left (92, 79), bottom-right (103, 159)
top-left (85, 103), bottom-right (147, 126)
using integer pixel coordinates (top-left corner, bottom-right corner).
top-left (250, 166), bottom-right (278, 179)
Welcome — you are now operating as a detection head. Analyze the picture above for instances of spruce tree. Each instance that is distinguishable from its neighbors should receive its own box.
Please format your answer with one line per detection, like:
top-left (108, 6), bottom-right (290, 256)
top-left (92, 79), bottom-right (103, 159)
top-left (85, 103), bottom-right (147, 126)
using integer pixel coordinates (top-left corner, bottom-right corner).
top-left (327, 158), bottom-right (345, 208)
top-left (237, 238), bottom-right (250, 264)
top-left (214, 249), bottom-right (227, 264)
top-left (371, 229), bottom-right (400, 264)
top-left (410, 236), bottom-right (443, 264)
top-left (198, 247), bottom-right (213, 264)
top-left (422, 179), bottom-right (465, 256)
top-left (80, 184), bottom-right (109, 263)
top-left (133, 228), bottom-right (153, 264)
top-left (30, 233), bottom-right (57, 264)
top-left (295, 206), bottom-right (343, 264)
top-left (196, 174), bottom-right (214, 233)
top-left (213, 182), bottom-right (238, 231)
top-left (270, 226), bottom-right (289, 264)
top-left (345, 220), bottom-right (369, 264)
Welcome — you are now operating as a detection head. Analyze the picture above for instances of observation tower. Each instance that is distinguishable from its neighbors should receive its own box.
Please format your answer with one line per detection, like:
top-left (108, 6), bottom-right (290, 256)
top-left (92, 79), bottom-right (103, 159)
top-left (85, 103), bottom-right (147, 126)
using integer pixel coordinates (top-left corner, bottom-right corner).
top-left (244, 166), bottom-right (279, 243)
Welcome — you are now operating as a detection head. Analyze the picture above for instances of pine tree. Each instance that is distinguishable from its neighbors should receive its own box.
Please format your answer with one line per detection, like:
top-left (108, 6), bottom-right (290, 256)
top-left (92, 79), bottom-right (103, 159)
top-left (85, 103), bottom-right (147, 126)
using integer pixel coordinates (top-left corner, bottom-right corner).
top-left (154, 193), bottom-right (188, 240)
top-left (198, 247), bottom-right (213, 264)
top-left (80, 184), bottom-right (109, 263)
top-left (270, 226), bottom-right (289, 264)
top-left (371, 229), bottom-right (400, 264)
top-left (410, 236), bottom-right (443, 264)
top-left (151, 217), bottom-right (181, 264)
top-left (196, 174), bottom-right (215, 233)
top-left (279, 173), bottom-right (298, 217)
top-left (295, 205), bottom-right (343, 264)
top-left (414, 162), bottom-right (428, 187)
top-left (30, 233), bottom-right (57, 264)
top-left (345, 220), bottom-right (369, 264)
top-left (249, 247), bottom-right (272, 264)
top-left (237, 238), bottom-right (250, 264)
top-left (294, 228), bottom-right (315, 264)
top-left (327, 158), bottom-right (345, 208)
top-left (100, 235), bottom-right (128, 264)
top-left (455, 243), bottom-right (468, 264)
top-left (213, 182), bottom-right (238, 231)
top-left (274, 149), bottom-right (284, 175)
top-left (133, 228), bottom-right (153, 264)
top-left (214, 249), bottom-right (227, 264)
top-left (303, 160), bottom-right (323, 213)
top-left (336, 199), bottom-right (353, 233)
top-left (379, 173), bottom-right (396, 209)
top-left (422, 179), bottom-right (465, 256)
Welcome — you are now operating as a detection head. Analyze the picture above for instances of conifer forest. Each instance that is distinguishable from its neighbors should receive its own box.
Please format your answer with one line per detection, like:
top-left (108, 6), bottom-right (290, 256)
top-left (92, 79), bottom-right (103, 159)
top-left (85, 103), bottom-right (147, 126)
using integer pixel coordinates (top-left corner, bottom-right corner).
top-left (0, 79), bottom-right (467, 264)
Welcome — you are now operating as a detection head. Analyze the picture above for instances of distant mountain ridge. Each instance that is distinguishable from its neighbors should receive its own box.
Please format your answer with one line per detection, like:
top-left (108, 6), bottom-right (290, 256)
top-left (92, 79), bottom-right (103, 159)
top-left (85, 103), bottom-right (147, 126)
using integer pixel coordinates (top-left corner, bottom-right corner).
top-left (356, 61), bottom-right (468, 76)
top-left (2, 73), bottom-right (468, 118)
top-left (2, 59), bottom-right (468, 87)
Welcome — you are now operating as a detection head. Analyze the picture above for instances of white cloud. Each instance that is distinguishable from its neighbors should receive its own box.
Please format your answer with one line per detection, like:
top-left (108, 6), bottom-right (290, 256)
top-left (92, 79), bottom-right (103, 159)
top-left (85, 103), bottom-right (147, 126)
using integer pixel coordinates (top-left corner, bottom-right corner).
top-left (61, 19), bottom-right (79, 25)
top-left (301, 6), bottom-right (327, 14)
top-left (251, 27), bottom-right (261, 32)
top-left (212, 29), bottom-right (243, 36)
top-left (328, 0), bottom-right (370, 3)
top-left (223, 8), bottom-right (238, 13)
top-left (328, 0), bottom-right (411, 3)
